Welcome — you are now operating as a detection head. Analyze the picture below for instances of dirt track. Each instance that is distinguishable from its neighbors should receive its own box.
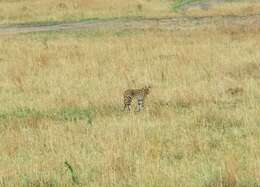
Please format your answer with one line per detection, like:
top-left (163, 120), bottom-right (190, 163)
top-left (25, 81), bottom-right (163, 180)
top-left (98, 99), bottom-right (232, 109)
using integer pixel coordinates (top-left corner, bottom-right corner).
top-left (0, 14), bottom-right (260, 35)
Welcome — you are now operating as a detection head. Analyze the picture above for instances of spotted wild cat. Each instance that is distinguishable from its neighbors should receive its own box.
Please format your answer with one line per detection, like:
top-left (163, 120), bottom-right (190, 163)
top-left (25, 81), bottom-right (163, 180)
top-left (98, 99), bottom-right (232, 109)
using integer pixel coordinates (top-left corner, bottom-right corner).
top-left (123, 86), bottom-right (151, 112)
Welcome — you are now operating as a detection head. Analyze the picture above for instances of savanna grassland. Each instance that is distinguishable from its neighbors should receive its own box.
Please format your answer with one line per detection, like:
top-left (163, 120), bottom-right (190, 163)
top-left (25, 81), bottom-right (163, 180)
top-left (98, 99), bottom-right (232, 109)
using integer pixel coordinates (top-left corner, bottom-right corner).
top-left (1, 21), bottom-right (260, 186)
top-left (1, 1), bottom-right (260, 187)
top-left (0, 0), bottom-right (260, 24)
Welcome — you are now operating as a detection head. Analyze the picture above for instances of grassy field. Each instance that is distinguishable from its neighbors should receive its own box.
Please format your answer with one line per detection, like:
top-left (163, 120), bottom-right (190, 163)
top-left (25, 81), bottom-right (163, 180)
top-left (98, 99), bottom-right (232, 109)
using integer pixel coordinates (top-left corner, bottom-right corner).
top-left (0, 18), bottom-right (260, 186)
top-left (0, 0), bottom-right (260, 24)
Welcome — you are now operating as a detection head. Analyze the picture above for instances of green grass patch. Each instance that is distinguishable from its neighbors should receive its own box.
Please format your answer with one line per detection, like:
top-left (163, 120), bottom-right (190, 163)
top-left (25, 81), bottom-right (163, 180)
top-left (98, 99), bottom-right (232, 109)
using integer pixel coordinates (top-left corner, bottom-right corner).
top-left (50, 107), bottom-right (95, 124)
top-left (0, 106), bottom-right (95, 124)
top-left (172, 0), bottom-right (207, 11)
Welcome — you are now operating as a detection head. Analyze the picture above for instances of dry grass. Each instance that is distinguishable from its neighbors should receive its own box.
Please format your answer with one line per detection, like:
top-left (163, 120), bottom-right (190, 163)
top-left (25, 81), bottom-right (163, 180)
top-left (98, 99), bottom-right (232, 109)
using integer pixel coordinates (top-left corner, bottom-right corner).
top-left (181, 0), bottom-right (260, 17)
top-left (1, 13), bottom-right (260, 186)
top-left (0, 0), bottom-right (173, 24)
top-left (0, 0), bottom-right (260, 24)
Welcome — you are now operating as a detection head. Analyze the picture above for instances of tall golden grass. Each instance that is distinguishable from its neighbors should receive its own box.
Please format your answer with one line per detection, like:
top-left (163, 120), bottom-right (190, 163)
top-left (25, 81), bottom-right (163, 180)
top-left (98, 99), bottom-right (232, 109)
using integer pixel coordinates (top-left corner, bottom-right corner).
top-left (0, 0), bottom-right (260, 24)
top-left (0, 18), bottom-right (260, 186)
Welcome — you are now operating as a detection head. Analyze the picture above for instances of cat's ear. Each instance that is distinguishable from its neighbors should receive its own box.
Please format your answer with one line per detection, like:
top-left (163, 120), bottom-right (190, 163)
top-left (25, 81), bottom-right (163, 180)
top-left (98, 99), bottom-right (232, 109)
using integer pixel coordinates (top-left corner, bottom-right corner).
top-left (147, 85), bottom-right (152, 89)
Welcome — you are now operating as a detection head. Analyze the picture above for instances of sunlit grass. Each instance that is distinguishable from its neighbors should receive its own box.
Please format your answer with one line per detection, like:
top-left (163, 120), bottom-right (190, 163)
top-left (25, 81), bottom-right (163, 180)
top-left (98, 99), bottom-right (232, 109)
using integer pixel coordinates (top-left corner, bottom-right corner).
top-left (0, 20), bottom-right (260, 186)
top-left (0, 0), bottom-right (260, 24)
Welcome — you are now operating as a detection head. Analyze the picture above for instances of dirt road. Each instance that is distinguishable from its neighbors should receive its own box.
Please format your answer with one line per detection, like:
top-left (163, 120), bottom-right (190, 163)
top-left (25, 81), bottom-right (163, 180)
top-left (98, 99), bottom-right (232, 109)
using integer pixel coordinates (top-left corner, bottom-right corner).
top-left (0, 14), bottom-right (259, 35)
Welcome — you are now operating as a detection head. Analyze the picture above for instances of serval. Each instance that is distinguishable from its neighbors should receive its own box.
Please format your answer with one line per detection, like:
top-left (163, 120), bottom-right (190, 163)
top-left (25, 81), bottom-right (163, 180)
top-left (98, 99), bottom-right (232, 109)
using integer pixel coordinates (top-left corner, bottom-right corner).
top-left (123, 86), bottom-right (151, 112)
